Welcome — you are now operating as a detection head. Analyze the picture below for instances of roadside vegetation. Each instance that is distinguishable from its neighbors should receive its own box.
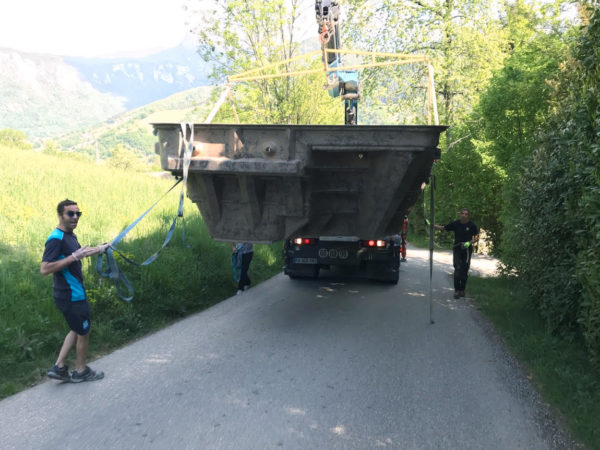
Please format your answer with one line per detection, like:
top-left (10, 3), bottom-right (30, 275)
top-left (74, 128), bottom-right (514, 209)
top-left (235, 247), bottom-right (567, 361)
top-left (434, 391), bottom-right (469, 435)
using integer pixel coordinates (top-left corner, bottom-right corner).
top-left (468, 276), bottom-right (600, 449)
top-left (0, 143), bottom-right (283, 399)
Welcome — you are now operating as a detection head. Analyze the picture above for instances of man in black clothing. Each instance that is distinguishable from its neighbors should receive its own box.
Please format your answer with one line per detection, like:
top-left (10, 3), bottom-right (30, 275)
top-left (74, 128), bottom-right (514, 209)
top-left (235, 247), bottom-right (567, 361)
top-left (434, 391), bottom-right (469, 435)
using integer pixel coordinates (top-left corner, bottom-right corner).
top-left (434, 208), bottom-right (479, 299)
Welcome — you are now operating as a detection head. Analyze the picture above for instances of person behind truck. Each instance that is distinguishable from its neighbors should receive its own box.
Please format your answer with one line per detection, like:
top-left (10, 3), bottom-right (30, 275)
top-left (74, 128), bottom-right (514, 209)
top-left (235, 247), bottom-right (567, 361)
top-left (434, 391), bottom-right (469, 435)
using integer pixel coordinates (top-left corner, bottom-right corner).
top-left (400, 215), bottom-right (408, 262)
top-left (41, 199), bottom-right (110, 382)
top-left (434, 208), bottom-right (478, 299)
top-left (231, 242), bottom-right (254, 295)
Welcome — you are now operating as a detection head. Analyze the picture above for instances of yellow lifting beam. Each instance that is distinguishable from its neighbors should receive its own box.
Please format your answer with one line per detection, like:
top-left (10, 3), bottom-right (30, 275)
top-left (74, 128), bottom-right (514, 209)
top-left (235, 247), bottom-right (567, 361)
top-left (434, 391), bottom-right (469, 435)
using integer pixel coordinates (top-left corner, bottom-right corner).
top-left (205, 48), bottom-right (439, 126)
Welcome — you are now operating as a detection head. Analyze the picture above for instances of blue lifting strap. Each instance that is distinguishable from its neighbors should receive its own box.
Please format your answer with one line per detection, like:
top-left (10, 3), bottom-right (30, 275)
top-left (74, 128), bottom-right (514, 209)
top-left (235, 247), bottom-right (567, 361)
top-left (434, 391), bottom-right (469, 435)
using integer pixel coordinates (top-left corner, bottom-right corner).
top-left (97, 123), bottom-right (194, 301)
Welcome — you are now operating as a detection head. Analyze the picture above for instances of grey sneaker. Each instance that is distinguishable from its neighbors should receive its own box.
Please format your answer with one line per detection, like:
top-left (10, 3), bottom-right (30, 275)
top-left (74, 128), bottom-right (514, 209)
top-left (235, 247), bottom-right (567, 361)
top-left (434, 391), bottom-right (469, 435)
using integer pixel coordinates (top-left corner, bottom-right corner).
top-left (47, 364), bottom-right (70, 381)
top-left (70, 366), bottom-right (104, 383)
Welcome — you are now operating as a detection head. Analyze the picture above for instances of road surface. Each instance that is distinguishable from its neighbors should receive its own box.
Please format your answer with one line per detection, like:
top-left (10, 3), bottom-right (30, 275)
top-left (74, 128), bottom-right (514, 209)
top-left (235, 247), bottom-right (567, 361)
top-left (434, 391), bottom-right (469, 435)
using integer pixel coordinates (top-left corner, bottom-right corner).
top-left (0, 247), bottom-right (576, 449)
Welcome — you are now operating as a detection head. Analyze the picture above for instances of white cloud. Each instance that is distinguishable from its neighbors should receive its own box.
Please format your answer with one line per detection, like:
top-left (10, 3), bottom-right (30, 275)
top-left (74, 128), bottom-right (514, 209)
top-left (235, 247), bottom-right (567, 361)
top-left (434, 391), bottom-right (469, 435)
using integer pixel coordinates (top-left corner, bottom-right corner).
top-left (0, 0), bottom-right (189, 58)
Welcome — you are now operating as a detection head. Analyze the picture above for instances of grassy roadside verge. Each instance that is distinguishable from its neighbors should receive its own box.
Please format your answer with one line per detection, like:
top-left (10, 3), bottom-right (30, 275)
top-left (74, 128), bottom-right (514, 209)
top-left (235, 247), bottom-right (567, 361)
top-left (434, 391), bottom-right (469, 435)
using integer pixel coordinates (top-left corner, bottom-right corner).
top-left (0, 234), bottom-right (283, 399)
top-left (468, 276), bottom-right (600, 449)
top-left (0, 144), bottom-right (284, 399)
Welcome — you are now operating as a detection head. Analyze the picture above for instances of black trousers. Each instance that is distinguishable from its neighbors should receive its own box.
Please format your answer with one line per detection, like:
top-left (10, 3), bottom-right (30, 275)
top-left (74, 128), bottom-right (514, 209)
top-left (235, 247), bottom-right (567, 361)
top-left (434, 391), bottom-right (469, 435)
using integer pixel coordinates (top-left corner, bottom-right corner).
top-left (453, 247), bottom-right (472, 291)
top-left (237, 252), bottom-right (253, 291)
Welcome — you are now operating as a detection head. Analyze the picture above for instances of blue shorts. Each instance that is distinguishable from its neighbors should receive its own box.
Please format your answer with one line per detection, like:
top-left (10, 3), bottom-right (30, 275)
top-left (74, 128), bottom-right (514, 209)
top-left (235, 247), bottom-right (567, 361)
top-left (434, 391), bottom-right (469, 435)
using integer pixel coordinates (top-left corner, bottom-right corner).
top-left (58, 300), bottom-right (91, 336)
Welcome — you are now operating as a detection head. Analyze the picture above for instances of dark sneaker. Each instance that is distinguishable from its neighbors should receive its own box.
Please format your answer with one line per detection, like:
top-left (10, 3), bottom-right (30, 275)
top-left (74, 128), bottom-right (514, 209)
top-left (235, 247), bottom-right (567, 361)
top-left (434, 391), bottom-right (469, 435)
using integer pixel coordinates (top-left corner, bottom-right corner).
top-left (70, 366), bottom-right (104, 383)
top-left (453, 291), bottom-right (460, 299)
top-left (459, 290), bottom-right (466, 297)
top-left (47, 364), bottom-right (70, 381)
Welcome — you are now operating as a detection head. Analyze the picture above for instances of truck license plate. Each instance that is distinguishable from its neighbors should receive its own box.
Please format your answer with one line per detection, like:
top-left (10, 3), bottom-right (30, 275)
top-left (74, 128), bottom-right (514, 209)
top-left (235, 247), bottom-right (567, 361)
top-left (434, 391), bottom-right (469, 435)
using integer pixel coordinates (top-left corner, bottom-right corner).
top-left (293, 257), bottom-right (317, 264)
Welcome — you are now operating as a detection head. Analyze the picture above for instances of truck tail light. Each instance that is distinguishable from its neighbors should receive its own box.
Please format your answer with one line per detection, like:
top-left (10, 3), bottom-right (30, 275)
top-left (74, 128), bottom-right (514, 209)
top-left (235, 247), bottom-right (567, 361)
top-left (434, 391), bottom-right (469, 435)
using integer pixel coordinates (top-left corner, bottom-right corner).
top-left (293, 237), bottom-right (317, 245)
top-left (362, 239), bottom-right (387, 248)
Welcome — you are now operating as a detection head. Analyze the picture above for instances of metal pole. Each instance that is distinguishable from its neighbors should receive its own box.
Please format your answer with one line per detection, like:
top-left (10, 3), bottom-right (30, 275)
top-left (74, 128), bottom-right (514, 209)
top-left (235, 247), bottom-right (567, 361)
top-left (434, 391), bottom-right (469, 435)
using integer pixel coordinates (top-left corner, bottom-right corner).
top-left (429, 170), bottom-right (435, 324)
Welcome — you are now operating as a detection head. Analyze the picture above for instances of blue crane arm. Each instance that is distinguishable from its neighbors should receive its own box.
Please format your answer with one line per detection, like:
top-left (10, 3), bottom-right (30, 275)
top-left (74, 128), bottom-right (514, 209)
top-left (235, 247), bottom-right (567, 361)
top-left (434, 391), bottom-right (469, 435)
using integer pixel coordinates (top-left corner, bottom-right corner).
top-left (315, 0), bottom-right (360, 125)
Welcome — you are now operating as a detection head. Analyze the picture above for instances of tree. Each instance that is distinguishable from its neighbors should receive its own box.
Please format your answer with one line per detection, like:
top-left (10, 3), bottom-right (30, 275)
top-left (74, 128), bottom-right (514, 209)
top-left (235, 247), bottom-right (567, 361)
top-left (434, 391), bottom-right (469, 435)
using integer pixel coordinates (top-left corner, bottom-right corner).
top-left (108, 145), bottom-right (145, 172)
top-left (344, 0), bottom-right (508, 134)
top-left (42, 140), bottom-right (60, 154)
top-left (0, 129), bottom-right (31, 150)
top-left (458, 0), bottom-right (575, 255)
top-left (484, 33), bottom-right (570, 258)
top-left (186, 0), bottom-right (342, 124)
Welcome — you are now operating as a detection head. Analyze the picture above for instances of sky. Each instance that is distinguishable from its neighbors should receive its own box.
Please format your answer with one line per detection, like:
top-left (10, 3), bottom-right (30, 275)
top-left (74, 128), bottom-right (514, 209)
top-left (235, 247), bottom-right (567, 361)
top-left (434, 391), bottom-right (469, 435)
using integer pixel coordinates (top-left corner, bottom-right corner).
top-left (0, 0), bottom-right (191, 58)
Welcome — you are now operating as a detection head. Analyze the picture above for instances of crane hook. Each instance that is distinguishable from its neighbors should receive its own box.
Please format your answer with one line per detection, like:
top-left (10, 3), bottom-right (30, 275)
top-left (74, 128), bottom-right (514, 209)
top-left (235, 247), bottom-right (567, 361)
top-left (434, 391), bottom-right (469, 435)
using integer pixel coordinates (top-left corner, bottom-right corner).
top-left (320, 29), bottom-right (330, 44)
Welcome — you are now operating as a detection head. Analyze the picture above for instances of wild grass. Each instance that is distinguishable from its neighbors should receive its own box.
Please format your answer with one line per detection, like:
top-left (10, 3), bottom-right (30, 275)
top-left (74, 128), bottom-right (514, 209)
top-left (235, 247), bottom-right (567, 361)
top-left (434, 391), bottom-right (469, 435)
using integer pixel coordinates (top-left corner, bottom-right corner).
top-left (0, 144), bottom-right (283, 398)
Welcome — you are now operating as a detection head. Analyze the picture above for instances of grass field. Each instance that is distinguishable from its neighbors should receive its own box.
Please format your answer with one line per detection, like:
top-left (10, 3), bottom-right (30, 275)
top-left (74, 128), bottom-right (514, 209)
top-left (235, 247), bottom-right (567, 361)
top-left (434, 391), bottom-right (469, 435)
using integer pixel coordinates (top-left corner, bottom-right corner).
top-left (0, 144), bottom-right (283, 398)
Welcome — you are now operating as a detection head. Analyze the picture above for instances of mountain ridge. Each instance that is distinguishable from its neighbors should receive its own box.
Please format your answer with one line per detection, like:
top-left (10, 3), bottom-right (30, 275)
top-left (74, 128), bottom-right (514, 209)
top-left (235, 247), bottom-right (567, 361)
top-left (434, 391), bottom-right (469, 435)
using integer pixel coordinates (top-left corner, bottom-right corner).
top-left (0, 43), bottom-right (212, 142)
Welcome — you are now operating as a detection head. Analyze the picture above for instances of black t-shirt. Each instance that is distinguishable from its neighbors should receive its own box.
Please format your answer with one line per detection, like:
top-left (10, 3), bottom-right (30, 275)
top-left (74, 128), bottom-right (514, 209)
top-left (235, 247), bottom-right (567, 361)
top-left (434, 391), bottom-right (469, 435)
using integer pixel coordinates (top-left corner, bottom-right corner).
top-left (444, 220), bottom-right (479, 244)
top-left (42, 228), bottom-right (86, 307)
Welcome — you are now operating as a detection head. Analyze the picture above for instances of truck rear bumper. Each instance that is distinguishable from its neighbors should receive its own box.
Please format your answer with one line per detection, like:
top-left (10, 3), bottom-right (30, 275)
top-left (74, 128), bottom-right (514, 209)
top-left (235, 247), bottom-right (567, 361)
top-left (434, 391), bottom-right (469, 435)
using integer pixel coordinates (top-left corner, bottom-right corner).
top-left (283, 239), bottom-right (400, 283)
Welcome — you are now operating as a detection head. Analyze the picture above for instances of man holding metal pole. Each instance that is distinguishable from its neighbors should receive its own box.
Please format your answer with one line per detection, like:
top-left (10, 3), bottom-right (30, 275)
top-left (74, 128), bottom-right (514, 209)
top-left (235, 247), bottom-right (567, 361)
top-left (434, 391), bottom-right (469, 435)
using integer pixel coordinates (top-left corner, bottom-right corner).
top-left (434, 208), bottom-right (479, 299)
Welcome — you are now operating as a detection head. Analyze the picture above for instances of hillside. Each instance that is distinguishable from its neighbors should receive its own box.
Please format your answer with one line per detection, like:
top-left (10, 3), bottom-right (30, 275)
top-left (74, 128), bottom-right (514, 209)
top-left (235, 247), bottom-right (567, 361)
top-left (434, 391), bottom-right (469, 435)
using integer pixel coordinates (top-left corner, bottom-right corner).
top-left (54, 85), bottom-right (216, 160)
top-left (0, 48), bottom-right (126, 141)
top-left (0, 44), bottom-right (211, 143)
top-left (65, 42), bottom-right (212, 109)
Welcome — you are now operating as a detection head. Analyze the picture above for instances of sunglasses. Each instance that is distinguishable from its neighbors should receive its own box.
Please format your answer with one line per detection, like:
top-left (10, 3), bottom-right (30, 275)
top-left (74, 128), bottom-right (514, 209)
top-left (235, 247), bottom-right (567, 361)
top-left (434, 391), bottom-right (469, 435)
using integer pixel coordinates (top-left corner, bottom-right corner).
top-left (66, 211), bottom-right (83, 218)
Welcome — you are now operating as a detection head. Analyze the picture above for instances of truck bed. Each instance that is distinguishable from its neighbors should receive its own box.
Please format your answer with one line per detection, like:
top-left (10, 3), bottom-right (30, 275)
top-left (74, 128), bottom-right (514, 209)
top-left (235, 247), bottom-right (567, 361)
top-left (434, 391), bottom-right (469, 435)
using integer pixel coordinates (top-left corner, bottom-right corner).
top-left (152, 123), bottom-right (447, 243)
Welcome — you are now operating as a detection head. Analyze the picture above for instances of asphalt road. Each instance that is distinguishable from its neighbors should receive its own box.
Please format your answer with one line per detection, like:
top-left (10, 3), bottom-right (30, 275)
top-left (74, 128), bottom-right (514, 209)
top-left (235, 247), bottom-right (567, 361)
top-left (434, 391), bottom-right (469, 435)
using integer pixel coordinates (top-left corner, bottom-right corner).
top-left (0, 247), bottom-right (576, 449)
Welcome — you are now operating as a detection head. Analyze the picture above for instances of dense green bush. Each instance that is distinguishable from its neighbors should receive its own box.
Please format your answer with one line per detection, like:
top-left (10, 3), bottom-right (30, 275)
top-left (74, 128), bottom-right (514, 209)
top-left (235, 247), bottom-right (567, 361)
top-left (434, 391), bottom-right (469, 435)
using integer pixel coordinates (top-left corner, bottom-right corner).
top-left (432, 123), bottom-right (506, 251)
top-left (107, 144), bottom-right (146, 172)
top-left (516, 5), bottom-right (600, 366)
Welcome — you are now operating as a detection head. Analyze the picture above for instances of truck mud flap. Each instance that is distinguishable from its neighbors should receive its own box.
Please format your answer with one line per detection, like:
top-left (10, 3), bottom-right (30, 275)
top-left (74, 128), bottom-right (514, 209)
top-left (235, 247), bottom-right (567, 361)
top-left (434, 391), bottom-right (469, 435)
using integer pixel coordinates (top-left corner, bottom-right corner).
top-left (365, 261), bottom-right (399, 284)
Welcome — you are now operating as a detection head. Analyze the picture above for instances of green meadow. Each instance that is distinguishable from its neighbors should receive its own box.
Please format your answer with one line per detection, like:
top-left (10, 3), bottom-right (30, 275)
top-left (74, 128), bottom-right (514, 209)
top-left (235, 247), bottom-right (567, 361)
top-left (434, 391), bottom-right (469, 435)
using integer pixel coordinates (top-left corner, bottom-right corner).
top-left (0, 144), bottom-right (283, 398)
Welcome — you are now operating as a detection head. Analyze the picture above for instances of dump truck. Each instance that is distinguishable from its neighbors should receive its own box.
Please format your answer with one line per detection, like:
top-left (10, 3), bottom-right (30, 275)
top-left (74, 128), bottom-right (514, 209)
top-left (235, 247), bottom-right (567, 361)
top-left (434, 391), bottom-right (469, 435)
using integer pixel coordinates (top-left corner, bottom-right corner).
top-left (152, 123), bottom-right (446, 282)
top-left (151, 1), bottom-right (446, 283)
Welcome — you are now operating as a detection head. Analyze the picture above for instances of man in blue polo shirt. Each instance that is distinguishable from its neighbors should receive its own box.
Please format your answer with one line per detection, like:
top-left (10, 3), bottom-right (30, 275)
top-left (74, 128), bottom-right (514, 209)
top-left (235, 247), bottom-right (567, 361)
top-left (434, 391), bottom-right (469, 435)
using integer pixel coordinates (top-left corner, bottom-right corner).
top-left (435, 208), bottom-right (479, 299)
top-left (41, 199), bottom-right (110, 383)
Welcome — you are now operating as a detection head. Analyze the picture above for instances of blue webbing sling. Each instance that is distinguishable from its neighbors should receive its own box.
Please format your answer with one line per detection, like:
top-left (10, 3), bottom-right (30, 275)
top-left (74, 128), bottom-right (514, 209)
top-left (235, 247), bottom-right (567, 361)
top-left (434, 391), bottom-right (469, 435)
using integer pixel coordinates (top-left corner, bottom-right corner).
top-left (97, 123), bottom-right (194, 301)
